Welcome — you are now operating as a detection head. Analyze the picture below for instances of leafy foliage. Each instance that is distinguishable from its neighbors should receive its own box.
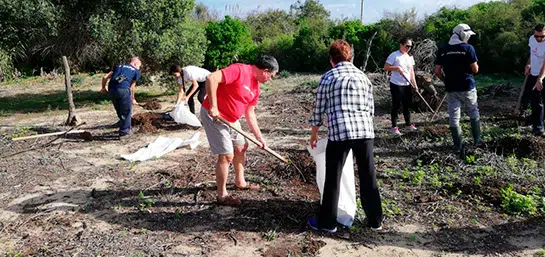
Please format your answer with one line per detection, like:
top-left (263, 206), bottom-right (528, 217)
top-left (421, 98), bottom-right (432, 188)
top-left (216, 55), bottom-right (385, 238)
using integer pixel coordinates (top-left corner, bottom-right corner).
top-left (204, 16), bottom-right (256, 70)
top-left (244, 10), bottom-right (296, 43)
top-left (500, 184), bottom-right (538, 216)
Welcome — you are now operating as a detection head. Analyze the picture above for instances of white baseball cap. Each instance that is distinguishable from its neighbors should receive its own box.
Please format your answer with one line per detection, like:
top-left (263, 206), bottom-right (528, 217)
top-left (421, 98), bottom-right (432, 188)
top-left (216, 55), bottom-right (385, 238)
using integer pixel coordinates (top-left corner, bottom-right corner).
top-left (453, 24), bottom-right (476, 36)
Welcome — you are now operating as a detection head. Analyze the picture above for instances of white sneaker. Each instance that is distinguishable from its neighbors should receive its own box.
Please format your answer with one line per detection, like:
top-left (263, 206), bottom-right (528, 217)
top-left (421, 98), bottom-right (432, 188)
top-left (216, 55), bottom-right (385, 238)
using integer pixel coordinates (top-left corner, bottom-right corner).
top-left (406, 124), bottom-right (417, 132)
top-left (390, 127), bottom-right (402, 136)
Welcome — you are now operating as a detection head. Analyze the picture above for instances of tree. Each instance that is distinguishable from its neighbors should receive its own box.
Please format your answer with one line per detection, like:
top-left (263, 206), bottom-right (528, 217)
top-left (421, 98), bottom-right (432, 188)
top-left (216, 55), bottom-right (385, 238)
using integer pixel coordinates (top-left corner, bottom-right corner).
top-left (244, 9), bottom-right (296, 43)
top-left (289, 0), bottom-right (330, 24)
top-left (423, 7), bottom-right (470, 45)
top-left (204, 16), bottom-right (256, 70)
top-left (89, 0), bottom-right (206, 71)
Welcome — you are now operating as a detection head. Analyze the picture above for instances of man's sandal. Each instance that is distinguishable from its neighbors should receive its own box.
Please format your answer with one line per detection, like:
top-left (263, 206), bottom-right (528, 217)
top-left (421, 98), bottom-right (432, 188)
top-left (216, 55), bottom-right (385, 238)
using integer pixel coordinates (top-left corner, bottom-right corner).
top-left (234, 182), bottom-right (261, 191)
top-left (217, 195), bottom-right (242, 206)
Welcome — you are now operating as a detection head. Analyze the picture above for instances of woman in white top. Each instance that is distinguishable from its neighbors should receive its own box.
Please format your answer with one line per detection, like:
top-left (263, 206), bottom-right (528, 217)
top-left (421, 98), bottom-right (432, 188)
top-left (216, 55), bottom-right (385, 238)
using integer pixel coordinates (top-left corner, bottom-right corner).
top-left (384, 38), bottom-right (418, 136)
top-left (170, 65), bottom-right (211, 114)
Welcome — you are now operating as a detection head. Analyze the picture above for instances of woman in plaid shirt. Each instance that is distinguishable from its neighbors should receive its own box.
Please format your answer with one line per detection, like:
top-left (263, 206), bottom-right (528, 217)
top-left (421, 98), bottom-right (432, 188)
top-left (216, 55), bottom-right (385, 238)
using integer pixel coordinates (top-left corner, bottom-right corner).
top-left (308, 40), bottom-right (384, 232)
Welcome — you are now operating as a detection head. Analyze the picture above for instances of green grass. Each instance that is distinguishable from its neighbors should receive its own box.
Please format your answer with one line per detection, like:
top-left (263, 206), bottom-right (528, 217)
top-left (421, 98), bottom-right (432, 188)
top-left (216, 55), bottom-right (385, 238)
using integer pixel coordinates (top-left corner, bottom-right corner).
top-left (474, 74), bottom-right (525, 89)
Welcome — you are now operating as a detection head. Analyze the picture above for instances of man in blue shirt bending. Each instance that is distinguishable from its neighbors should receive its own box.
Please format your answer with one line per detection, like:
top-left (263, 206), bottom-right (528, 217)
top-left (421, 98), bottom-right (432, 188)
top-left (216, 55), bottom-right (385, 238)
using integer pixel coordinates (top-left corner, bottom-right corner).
top-left (434, 24), bottom-right (483, 157)
top-left (101, 57), bottom-right (142, 137)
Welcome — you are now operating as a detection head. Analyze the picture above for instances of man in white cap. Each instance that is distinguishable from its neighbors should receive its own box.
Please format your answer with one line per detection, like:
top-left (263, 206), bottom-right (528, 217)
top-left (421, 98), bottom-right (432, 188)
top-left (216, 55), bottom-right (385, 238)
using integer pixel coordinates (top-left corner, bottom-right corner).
top-left (434, 24), bottom-right (482, 157)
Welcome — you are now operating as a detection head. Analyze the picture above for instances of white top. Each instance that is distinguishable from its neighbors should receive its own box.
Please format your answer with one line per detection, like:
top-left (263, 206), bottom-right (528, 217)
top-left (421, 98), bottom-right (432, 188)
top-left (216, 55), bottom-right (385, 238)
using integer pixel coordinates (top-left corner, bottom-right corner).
top-left (386, 51), bottom-right (415, 86)
top-left (179, 66), bottom-right (210, 83)
top-left (529, 36), bottom-right (545, 76)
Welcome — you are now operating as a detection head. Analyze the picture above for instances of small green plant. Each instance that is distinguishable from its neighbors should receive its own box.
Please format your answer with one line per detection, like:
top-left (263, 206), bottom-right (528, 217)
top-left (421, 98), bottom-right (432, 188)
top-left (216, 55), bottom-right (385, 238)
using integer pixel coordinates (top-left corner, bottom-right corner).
top-left (476, 165), bottom-right (495, 176)
top-left (263, 229), bottom-right (277, 241)
top-left (139, 199), bottom-right (154, 212)
top-left (140, 227), bottom-right (148, 233)
top-left (7, 251), bottom-right (22, 257)
top-left (91, 105), bottom-right (102, 110)
top-left (382, 199), bottom-right (403, 217)
top-left (138, 191), bottom-right (145, 199)
top-left (506, 155), bottom-right (518, 170)
top-left (500, 184), bottom-right (537, 216)
top-left (539, 197), bottom-right (545, 216)
top-left (521, 158), bottom-right (537, 169)
top-left (409, 234), bottom-right (417, 241)
top-left (473, 176), bottom-right (482, 185)
top-left (429, 174), bottom-right (443, 189)
top-left (119, 231), bottom-right (128, 237)
top-left (71, 76), bottom-right (84, 86)
top-left (175, 209), bottom-right (182, 217)
top-left (355, 199), bottom-right (365, 224)
top-left (349, 225), bottom-right (361, 233)
top-left (464, 155), bottom-right (476, 165)
top-left (536, 249), bottom-right (545, 257)
top-left (412, 170), bottom-right (425, 185)
top-left (80, 203), bottom-right (89, 212)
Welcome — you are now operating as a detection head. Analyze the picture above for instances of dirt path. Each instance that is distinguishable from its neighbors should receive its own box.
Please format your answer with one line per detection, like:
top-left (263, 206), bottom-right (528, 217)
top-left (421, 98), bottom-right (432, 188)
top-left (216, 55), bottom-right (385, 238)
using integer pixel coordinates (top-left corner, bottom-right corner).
top-left (0, 74), bottom-right (544, 256)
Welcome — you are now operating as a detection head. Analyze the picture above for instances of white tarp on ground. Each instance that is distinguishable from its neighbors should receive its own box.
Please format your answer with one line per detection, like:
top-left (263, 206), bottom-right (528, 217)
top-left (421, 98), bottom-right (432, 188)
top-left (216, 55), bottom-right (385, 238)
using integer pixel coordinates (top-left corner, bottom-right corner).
top-left (307, 138), bottom-right (357, 227)
top-left (120, 132), bottom-right (201, 162)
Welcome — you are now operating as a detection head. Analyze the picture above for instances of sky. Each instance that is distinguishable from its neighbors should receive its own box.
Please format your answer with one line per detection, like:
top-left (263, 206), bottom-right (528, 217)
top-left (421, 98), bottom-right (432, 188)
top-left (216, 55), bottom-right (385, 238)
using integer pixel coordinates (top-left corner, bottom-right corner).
top-left (198, 0), bottom-right (493, 23)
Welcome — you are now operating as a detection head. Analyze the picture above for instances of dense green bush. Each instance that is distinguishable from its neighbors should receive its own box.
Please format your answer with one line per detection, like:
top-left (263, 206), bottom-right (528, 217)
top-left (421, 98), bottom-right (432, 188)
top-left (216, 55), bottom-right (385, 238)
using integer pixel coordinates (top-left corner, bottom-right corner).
top-left (290, 19), bottom-right (331, 72)
top-left (204, 16), bottom-right (256, 70)
top-left (89, 0), bottom-right (204, 71)
top-left (0, 49), bottom-right (14, 81)
top-left (244, 10), bottom-right (296, 43)
top-left (257, 35), bottom-right (295, 71)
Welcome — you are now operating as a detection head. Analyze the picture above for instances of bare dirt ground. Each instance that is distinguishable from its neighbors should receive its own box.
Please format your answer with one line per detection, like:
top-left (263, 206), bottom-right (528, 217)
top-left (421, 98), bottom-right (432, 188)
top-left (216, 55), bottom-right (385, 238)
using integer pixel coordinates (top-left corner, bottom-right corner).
top-left (0, 73), bottom-right (544, 256)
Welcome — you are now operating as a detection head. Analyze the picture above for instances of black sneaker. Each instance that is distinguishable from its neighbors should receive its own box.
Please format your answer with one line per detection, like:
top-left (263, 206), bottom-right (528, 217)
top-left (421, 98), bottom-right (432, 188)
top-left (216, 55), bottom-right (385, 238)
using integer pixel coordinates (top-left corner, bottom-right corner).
top-left (119, 128), bottom-right (135, 137)
top-left (307, 218), bottom-right (337, 233)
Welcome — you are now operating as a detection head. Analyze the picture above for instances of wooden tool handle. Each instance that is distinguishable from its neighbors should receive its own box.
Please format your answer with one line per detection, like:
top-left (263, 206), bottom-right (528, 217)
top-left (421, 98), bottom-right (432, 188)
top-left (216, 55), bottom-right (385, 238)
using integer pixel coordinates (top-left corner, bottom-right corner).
top-left (400, 72), bottom-right (436, 113)
top-left (217, 117), bottom-right (288, 163)
top-left (11, 130), bottom-right (85, 141)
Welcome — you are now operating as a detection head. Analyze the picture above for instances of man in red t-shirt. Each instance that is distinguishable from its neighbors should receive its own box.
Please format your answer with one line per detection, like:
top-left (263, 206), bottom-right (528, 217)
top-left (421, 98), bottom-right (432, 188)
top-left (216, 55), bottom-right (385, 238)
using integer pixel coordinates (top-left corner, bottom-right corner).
top-left (200, 55), bottom-right (279, 206)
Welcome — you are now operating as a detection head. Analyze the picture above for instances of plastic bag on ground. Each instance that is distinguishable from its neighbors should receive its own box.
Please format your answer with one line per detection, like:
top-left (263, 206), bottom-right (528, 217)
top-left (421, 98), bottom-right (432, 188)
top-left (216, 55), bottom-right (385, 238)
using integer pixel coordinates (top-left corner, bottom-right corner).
top-left (307, 138), bottom-right (357, 227)
top-left (120, 132), bottom-right (201, 162)
top-left (171, 103), bottom-right (202, 127)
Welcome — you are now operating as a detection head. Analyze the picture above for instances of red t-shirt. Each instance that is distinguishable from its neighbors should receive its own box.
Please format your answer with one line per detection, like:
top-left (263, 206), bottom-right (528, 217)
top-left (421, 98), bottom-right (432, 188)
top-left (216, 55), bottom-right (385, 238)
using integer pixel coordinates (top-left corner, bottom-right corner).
top-left (202, 63), bottom-right (260, 122)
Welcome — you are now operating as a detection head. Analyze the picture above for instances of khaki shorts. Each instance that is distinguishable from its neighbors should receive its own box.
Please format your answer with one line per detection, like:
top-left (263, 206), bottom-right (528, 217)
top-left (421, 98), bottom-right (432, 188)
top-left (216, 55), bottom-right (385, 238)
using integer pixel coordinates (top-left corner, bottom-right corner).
top-left (200, 106), bottom-right (246, 155)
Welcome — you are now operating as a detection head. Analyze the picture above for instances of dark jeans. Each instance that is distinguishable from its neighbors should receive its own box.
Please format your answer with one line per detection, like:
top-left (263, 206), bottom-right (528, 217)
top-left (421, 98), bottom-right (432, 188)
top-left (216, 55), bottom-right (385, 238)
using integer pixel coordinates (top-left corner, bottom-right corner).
top-left (186, 81), bottom-right (206, 114)
top-left (390, 83), bottom-right (412, 127)
top-left (109, 87), bottom-right (132, 135)
top-left (530, 79), bottom-right (545, 131)
top-left (520, 75), bottom-right (538, 115)
top-left (318, 139), bottom-right (383, 228)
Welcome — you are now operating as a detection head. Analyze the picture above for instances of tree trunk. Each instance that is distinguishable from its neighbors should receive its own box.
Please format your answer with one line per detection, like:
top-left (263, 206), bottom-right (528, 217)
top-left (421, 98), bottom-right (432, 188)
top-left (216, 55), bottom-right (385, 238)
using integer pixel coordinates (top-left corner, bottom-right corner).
top-left (361, 31), bottom-right (377, 72)
top-left (63, 56), bottom-right (78, 126)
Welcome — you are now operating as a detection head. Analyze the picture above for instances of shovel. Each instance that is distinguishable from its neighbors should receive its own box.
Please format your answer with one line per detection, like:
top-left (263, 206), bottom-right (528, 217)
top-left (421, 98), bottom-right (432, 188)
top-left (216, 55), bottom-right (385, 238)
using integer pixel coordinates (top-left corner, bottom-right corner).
top-left (216, 116), bottom-right (288, 163)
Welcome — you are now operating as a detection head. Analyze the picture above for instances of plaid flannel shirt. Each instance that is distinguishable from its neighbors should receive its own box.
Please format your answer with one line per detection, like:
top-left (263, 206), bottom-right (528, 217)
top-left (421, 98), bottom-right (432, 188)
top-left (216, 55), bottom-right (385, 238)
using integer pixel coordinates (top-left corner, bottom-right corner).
top-left (310, 62), bottom-right (375, 141)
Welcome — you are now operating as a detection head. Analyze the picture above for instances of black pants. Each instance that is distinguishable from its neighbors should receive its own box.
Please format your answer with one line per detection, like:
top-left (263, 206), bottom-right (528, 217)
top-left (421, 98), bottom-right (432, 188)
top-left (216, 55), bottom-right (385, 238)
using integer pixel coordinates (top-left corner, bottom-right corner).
top-left (520, 75), bottom-right (538, 115)
top-left (390, 83), bottom-right (412, 127)
top-left (186, 81), bottom-right (206, 114)
top-left (318, 139), bottom-right (383, 228)
top-left (530, 79), bottom-right (545, 132)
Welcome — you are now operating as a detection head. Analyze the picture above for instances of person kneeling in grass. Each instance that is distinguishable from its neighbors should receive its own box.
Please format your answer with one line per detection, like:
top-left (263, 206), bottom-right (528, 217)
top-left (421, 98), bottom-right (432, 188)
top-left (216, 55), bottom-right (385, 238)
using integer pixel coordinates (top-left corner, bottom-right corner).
top-left (308, 40), bottom-right (383, 233)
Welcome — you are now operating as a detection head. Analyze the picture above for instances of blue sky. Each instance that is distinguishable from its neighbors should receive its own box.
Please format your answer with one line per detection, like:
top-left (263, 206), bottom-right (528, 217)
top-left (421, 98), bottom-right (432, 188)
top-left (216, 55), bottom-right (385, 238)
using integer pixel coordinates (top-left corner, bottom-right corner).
top-left (198, 0), bottom-right (493, 23)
